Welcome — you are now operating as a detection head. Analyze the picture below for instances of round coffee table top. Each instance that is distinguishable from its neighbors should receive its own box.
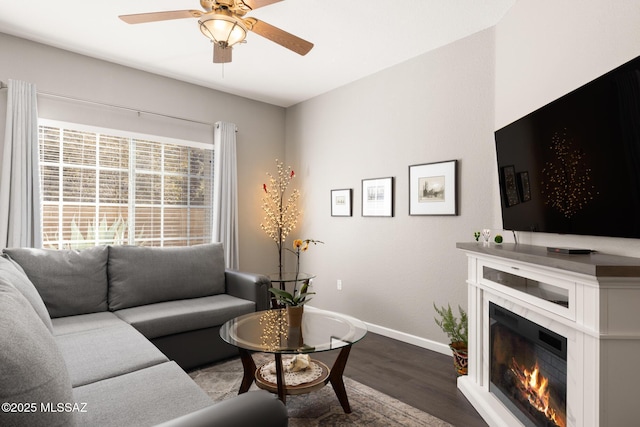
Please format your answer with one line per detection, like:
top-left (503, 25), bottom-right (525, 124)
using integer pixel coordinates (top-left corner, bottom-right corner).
top-left (220, 306), bottom-right (367, 354)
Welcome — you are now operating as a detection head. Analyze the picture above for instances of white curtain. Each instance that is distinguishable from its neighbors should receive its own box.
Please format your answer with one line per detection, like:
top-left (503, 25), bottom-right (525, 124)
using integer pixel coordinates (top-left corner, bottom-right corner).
top-left (213, 121), bottom-right (239, 269)
top-left (0, 80), bottom-right (42, 249)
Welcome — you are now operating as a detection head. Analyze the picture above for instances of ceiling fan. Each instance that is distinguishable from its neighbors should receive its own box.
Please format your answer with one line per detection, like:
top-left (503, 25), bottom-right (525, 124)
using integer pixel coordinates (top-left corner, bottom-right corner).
top-left (119, 0), bottom-right (313, 63)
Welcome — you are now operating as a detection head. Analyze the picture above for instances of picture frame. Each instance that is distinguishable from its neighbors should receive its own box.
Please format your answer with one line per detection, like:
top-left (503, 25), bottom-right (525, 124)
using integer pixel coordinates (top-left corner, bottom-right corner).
top-left (517, 171), bottom-right (531, 202)
top-left (408, 160), bottom-right (458, 215)
top-left (361, 177), bottom-right (394, 217)
top-left (501, 165), bottom-right (520, 207)
top-left (331, 189), bottom-right (353, 217)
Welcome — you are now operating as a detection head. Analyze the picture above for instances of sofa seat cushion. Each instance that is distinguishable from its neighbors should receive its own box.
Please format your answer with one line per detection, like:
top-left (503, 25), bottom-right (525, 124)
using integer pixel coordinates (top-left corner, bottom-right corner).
top-left (155, 392), bottom-right (288, 427)
top-left (3, 246), bottom-right (108, 318)
top-left (73, 361), bottom-right (213, 427)
top-left (0, 254), bottom-right (53, 332)
top-left (107, 243), bottom-right (227, 311)
top-left (0, 277), bottom-right (76, 427)
top-left (114, 294), bottom-right (255, 339)
top-left (55, 323), bottom-right (168, 387)
top-left (52, 312), bottom-right (126, 336)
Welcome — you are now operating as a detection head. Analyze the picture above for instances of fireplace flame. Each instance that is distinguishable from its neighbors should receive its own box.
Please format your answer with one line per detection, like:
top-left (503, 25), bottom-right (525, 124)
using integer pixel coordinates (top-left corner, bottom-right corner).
top-left (511, 358), bottom-right (565, 427)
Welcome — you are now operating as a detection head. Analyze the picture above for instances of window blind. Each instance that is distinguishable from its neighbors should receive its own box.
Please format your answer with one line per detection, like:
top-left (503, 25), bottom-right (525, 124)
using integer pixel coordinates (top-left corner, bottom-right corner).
top-left (39, 122), bottom-right (214, 249)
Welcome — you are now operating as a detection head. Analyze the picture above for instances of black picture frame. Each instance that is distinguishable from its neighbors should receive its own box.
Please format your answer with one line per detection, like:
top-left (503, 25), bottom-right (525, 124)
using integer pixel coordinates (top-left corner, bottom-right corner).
top-left (501, 165), bottom-right (520, 207)
top-left (408, 160), bottom-right (458, 215)
top-left (331, 189), bottom-right (353, 217)
top-left (517, 171), bottom-right (531, 202)
top-left (361, 177), bottom-right (394, 217)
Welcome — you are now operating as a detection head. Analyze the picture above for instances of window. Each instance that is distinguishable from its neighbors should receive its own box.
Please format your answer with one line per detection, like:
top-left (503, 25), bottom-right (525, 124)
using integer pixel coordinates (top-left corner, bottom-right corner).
top-left (39, 121), bottom-right (214, 249)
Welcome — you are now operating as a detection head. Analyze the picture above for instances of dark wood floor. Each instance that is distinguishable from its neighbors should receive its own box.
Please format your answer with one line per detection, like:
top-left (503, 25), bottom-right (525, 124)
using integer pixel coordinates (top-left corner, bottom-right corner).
top-left (313, 333), bottom-right (488, 427)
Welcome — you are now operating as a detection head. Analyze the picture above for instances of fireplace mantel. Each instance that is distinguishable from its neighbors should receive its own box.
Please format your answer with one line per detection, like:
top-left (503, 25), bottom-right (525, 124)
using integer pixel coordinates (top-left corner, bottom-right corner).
top-left (457, 242), bottom-right (640, 427)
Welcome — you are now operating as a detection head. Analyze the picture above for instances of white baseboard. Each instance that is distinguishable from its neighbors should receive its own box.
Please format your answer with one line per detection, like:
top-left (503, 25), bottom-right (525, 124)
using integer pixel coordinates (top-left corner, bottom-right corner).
top-left (364, 321), bottom-right (452, 356)
top-left (306, 305), bottom-right (452, 357)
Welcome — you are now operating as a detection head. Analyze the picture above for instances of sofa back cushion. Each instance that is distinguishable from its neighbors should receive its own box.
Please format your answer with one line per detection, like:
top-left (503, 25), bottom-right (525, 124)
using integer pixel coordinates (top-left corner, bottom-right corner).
top-left (108, 243), bottom-right (226, 311)
top-left (3, 246), bottom-right (109, 318)
top-left (0, 277), bottom-right (76, 427)
top-left (0, 255), bottom-right (53, 332)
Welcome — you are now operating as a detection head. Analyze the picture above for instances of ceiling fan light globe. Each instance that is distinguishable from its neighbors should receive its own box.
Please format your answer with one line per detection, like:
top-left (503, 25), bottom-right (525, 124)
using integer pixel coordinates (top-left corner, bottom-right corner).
top-left (198, 14), bottom-right (247, 47)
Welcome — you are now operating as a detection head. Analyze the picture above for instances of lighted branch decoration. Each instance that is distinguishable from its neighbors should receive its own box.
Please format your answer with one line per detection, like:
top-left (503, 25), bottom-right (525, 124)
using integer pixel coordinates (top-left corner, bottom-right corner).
top-left (260, 159), bottom-right (300, 285)
top-left (541, 130), bottom-right (598, 218)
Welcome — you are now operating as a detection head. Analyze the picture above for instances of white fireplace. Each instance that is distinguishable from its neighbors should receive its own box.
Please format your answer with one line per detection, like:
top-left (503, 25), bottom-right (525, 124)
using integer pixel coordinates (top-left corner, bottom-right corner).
top-left (457, 242), bottom-right (640, 427)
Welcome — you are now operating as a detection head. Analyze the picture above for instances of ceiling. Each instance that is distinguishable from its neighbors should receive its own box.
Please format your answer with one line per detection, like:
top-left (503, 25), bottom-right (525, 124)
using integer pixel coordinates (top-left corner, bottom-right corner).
top-left (0, 1), bottom-right (514, 107)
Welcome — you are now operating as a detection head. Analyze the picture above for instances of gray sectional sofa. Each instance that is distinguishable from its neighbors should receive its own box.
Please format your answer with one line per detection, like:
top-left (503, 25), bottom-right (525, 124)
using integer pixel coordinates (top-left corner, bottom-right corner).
top-left (0, 243), bottom-right (287, 427)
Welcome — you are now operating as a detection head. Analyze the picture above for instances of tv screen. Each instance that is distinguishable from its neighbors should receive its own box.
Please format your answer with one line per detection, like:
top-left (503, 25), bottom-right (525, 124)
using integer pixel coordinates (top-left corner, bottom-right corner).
top-left (495, 55), bottom-right (640, 239)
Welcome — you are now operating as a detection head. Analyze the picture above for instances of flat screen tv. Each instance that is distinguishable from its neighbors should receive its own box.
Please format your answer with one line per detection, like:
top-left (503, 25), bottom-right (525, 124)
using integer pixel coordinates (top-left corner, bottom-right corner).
top-left (495, 55), bottom-right (640, 239)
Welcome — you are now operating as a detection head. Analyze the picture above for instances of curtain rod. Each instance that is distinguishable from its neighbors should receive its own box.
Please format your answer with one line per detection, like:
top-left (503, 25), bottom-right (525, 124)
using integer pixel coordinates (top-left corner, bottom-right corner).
top-left (0, 80), bottom-right (236, 131)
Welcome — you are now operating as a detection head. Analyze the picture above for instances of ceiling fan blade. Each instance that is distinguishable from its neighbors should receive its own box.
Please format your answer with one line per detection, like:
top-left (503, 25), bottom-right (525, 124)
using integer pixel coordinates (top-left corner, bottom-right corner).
top-left (241, 0), bottom-right (283, 11)
top-left (247, 19), bottom-right (313, 56)
top-left (213, 44), bottom-right (233, 63)
top-left (119, 10), bottom-right (202, 24)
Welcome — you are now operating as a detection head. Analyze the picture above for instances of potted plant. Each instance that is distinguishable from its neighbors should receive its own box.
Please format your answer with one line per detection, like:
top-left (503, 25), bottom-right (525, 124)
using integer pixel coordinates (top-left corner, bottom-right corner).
top-left (433, 303), bottom-right (468, 376)
top-left (269, 239), bottom-right (323, 307)
top-left (268, 279), bottom-right (314, 307)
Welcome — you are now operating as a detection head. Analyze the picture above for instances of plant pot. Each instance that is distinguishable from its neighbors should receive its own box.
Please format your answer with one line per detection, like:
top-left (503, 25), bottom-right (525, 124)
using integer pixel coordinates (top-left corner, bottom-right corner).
top-left (286, 305), bottom-right (304, 328)
top-left (450, 341), bottom-right (468, 376)
top-left (286, 305), bottom-right (304, 348)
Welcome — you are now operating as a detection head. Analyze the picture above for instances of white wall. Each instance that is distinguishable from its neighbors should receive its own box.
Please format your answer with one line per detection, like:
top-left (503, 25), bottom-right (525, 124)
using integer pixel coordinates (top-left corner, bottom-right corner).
top-left (285, 29), bottom-right (498, 348)
top-left (495, 0), bottom-right (640, 256)
top-left (0, 32), bottom-right (285, 274)
top-left (286, 0), bottom-right (640, 348)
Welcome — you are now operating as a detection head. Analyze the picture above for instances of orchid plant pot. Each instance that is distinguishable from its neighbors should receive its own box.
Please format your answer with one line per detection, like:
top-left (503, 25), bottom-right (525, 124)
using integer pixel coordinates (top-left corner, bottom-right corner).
top-left (286, 305), bottom-right (304, 328)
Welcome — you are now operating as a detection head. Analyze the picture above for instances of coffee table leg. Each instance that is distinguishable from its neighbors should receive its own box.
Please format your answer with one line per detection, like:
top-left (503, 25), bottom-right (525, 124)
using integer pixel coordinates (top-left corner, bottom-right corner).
top-left (274, 353), bottom-right (287, 404)
top-left (329, 345), bottom-right (353, 413)
top-left (238, 348), bottom-right (256, 394)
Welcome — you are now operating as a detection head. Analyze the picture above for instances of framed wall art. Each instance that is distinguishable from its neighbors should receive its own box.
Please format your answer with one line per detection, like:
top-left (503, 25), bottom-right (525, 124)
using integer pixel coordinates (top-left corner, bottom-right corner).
top-left (517, 171), bottom-right (531, 202)
top-left (409, 160), bottom-right (458, 215)
top-left (361, 177), bottom-right (394, 217)
top-left (501, 165), bottom-right (520, 207)
top-left (331, 189), bottom-right (353, 217)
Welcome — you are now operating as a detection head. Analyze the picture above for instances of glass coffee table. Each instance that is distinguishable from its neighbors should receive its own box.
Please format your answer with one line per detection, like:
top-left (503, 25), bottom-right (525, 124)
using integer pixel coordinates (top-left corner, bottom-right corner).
top-left (220, 306), bottom-right (367, 413)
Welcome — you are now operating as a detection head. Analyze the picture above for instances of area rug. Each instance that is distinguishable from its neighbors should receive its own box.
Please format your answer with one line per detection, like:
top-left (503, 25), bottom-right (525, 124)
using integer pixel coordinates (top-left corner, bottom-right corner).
top-left (189, 354), bottom-right (453, 427)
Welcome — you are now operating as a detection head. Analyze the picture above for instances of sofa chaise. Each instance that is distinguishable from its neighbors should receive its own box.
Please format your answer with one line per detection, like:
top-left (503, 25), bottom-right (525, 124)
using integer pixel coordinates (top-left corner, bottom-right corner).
top-left (0, 243), bottom-right (287, 427)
